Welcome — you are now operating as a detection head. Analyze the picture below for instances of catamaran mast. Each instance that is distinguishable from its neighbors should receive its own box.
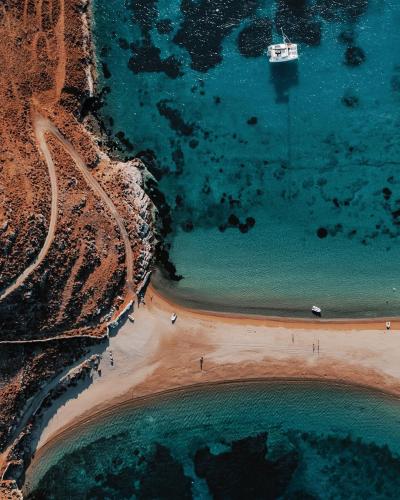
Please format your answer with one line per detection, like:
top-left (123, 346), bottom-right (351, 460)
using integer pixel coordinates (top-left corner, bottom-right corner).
top-left (281, 27), bottom-right (291, 45)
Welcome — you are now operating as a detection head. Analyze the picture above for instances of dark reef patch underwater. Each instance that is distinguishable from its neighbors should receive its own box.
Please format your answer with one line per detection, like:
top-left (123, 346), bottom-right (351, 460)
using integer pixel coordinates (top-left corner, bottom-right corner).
top-left (93, 0), bottom-right (400, 317)
top-left (25, 381), bottom-right (400, 498)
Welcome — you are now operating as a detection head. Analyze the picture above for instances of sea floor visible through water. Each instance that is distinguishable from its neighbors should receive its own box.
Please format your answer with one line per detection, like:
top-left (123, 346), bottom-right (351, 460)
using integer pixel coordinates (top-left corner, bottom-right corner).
top-left (93, 0), bottom-right (400, 316)
top-left (25, 380), bottom-right (400, 498)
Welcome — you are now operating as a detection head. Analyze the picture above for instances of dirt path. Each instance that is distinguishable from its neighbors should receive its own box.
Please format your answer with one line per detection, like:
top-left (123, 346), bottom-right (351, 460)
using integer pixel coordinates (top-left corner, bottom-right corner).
top-left (0, 332), bottom-right (107, 345)
top-left (0, 114), bottom-right (134, 304)
top-left (39, 116), bottom-right (134, 293)
top-left (0, 115), bottom-right (59, 302)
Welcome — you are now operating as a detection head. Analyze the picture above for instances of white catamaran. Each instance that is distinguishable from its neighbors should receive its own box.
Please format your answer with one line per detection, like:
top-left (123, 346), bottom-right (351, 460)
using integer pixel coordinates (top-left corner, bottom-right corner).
top-left (268, 29), bottom-right (299, 63)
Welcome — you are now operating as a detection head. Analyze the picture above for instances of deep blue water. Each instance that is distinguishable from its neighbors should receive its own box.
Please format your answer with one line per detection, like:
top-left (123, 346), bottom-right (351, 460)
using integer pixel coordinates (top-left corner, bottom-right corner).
top-left (92, 0), bottom-right (400, 317)
top-left (25, 381), bottom-right (400, 498)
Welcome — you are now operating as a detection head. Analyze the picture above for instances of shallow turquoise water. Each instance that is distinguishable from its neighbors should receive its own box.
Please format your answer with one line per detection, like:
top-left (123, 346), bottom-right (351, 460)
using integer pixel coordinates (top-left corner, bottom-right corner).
top-left (25, 381), bottom-right (400, 498)
top-left (92, 0), bottom-right (400, 316)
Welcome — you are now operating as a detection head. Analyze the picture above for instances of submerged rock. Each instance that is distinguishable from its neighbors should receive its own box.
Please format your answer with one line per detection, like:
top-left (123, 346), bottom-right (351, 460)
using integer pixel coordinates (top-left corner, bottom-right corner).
top-left (228, 214), bottom-right (240, 226)
top-left (247, 116), bottom-right (258, 125)
top-left (136, 149), bottom-right (164, 180)
top-left (275, 0), bottom-right (321, 47)
top-left (115, 130), bottom-right (134, 152)
top-left (118, 38), bottom-right (130, 50)
top-left (341, 91), bottom-right (359, 108)
top-left (246, 216), bottom-right (256, 228)
top-left (337, 29), bottom-right (355, 45)
top-left (182, 220), bottom-right (194, 232)
top-left (344, 46), bottom-right (366, 66)
top-left (157, 246), bottom-right (183, 281)
top-left (128, 44), bottom-right (182, 79)
top-left (237, 18), bottom-right (272, 58)
top-left (126, 0), bottom-right (158, 34)
top-left (175, 194), bottom-right (184, 207)
top-left (172, 146), bottom-right (185, 174)
top-left (194, 433), bottom-right (298, 499)
top-left (391, 65), bottom-right (400, 94)
top-left (101, 62), bottom-right (111, 79)
top-left (156, 19), bottom-right (173, 35)
top-left (316, 0), bottom-right (368, 22)
top-left (382, 187), bottom-right (392, 201)
top-left (173, 0), bottom-right (259, 72)
top-left (156, 99), bottom-right (194, 136)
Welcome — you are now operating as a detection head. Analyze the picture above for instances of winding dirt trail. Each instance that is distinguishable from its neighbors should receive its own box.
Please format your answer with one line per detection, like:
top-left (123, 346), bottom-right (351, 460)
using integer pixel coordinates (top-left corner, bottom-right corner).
top-left (0, 114), bottom-right (134, 305)
top-left (38, 116), bottom-right (135, 293)
top-left (0, 332), bottom-right (107, 345)
top-left (0, 116), bottom-right (59, 303)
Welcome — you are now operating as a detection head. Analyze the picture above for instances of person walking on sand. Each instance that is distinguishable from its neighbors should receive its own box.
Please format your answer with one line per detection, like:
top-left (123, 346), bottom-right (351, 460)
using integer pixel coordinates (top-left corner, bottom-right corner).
top-left (200, 356), bottom-right (204, 371)
top-left (312, 343), bottom-right (315, 354)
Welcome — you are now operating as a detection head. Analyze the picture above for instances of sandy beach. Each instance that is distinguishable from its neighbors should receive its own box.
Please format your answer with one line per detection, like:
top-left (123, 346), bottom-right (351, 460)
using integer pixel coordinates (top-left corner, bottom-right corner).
top-left (31, 283), bottom-right (400, 455)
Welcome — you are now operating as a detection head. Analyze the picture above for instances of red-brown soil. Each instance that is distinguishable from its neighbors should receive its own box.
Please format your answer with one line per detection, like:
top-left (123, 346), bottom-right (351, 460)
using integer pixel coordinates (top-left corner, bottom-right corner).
top-left (0, 0), bottom-right (156, 485)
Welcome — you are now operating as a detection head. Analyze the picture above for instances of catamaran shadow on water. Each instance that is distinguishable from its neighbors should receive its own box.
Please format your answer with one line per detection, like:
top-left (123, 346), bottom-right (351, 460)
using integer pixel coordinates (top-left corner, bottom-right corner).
top-left (268, 29), bottom-right (299, 103)
top-left (270, 61), bottom-right (299, 103)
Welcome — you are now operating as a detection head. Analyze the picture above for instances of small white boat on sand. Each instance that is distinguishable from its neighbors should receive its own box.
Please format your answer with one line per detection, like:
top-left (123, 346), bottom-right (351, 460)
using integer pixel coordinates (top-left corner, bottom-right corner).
top-left (268, 29), bottom-right (298, 63)
top-left (171, 313), bottom-right (177, 324)
top-left (311, 305), bottom-right (322, 317)
top-left (128, 315), bottom-right (135, 323)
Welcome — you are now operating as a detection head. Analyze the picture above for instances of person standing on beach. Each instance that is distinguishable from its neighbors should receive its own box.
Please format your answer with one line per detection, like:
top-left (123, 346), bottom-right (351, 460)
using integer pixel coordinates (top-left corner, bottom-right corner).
top-left (200, 357), bottom-right (204, 370)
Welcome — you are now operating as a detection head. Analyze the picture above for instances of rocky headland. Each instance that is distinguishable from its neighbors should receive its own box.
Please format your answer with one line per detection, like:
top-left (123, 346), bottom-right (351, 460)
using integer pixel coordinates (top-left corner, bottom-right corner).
top-left (0, 1), bottom-right (158, 495)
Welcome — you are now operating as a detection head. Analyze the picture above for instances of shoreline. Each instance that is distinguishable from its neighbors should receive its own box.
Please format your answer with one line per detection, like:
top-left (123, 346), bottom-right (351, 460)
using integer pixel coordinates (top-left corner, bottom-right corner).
top-left (152, 268), bottom-right (400, 322)
top-left (150, 282), bottom-right (399, 330)
top-left (30, 376), bottom-right (400, 455)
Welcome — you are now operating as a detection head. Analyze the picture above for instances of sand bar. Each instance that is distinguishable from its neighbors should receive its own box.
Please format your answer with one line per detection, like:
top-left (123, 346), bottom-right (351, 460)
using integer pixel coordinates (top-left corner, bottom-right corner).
top-left (32, 283), bottom-right (400, 454)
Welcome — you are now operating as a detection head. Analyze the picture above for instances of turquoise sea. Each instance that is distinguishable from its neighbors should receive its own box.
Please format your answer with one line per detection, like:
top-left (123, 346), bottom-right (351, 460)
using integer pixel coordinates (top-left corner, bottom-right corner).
top-left (25, 381), bottom-right (400, 498)
top-left (92, 0), bottom-right (400, 317)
